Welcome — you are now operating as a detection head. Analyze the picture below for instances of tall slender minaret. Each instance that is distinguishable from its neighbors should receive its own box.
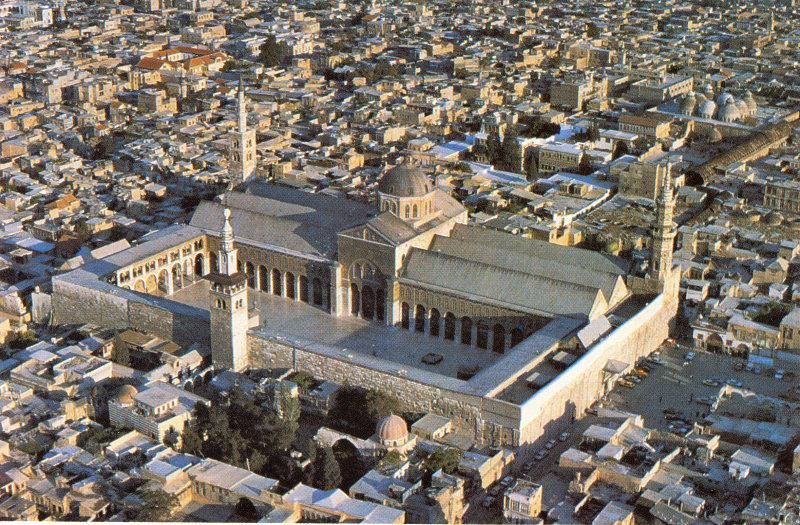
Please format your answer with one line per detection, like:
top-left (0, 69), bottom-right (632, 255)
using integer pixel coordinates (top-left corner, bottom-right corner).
top-left (649, 165), bottom-right (676, 283)
top-left (208, 208), bottom-right (248, 371)
top-left (228, 75), bottom-right (257, 185)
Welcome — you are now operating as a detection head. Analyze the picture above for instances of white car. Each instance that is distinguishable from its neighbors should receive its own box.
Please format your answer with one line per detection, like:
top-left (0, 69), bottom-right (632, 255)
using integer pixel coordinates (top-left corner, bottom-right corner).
top-left (775, 369), bottom-right (784, 380)
top-left (545, 439), bottom-right (557, 450)
top-left (559, 432), bottom-right (571, 442)
top-left (534, 450), bottom-right (548, 461)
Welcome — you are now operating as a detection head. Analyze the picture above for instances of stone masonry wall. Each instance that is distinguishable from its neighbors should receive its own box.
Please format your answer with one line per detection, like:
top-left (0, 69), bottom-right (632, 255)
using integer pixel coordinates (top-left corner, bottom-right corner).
top-left (247, 336), bottom-right (520, 444)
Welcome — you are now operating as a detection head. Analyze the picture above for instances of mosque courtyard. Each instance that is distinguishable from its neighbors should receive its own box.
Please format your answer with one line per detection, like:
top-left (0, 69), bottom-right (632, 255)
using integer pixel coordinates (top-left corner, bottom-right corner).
top-left (169, 280), bottom-right (504, 380)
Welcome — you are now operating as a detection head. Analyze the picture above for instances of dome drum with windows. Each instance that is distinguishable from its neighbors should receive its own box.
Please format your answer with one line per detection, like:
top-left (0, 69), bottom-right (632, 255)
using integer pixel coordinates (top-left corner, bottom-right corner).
top-left (377, 164), bottom-right (436, 222)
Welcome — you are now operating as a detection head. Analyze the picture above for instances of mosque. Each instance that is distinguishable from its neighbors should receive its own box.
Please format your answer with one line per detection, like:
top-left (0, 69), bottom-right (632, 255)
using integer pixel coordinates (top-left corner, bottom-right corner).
top-left (52, 84), bottom-right (680, 447)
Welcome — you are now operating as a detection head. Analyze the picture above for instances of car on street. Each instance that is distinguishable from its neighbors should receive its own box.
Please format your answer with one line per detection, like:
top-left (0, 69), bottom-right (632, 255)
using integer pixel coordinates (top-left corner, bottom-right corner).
top-left (685, 351), bottom-right (695, 361)
top-left (488, 485), bottom-right (502, 497)
top-left (753, 366), bottom-right (762, 375)
top-left (534, 450), bottom-right (548, 461)
top-left (559, 432), bottom-right (571, 442)
top-left (500, 476), bottom-right (514, 488)
top-left (725, 378), bottom-right (743, 387)
top-left (702, 379), bottom-right (720, 387)
top-left (775, 369), bottom-right (784, 380)
top-left (523, 461), bottom-right (534, 472)
top-left (545, 439), bottom-right (557, 450)
top-left (619, 379), bottom-right (636, 388)
top-left (421, 353), bottom-right (443, 365)
top-left (746, 362), bottom-right (754, 372)
top-left (734, 362), bottom-right (744, 371)
top-left (482, 496), bottom-right (496, 508)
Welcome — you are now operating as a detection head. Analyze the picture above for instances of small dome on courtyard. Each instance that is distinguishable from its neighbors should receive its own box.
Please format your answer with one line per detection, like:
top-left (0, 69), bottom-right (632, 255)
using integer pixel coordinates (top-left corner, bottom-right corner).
top-left (376, 414), bottom-right (408, 444)
top-left (378, 164), bottom-right (432, 198)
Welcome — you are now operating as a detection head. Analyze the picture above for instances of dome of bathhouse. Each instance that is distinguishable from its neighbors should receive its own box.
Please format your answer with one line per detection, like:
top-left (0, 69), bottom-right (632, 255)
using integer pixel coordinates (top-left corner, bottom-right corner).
top-left (698, 99), bottom-right (717, 119)
top-left (679, 92), bottom-right (697, 115)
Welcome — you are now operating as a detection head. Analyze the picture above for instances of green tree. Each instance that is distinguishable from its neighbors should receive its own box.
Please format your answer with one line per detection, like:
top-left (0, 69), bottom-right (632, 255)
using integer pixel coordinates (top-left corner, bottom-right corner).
top-left (587, 22), bottom-right (602, 39)
top-left (136, 489), bottom-right (179, 521)
top-left (312, 446), bottom-right (342, 490)
top-left (486, 132), bottom-right (502, 165)
top-left (424, 447), bottom-right (463, 475)
top-left (180, 423), bottom-right (203, 456)
top-left (328, 385), bottom-right (400, 437)
top-left (234, 497), bottom-right (260, 522)
top-left (258, 34), bottom-right (287, 68)
top-left (110, 343), bottom-right (131, 367)
top-left (8, 331), bottom-right (37, 350)
top-left (499, 126), bottom-right (520, 171)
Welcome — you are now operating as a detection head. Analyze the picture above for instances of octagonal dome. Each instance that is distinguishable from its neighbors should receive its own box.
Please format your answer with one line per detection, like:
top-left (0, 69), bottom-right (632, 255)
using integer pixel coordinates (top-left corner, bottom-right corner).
top-left (378, 164), bottom-right (432, 198)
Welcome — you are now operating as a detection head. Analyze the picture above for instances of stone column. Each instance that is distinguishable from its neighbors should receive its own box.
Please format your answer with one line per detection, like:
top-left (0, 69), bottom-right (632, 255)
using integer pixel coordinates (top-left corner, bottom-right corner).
top-left (166, 274), bottom-right (174, 295)
top-left (253, 268), bottom-right (260, 291)
top-left (408, 308), bottom-right (415, 331)
top-left (423, 311), bottom-right (431, 335)
top-left (294, 275), bottom-right (301, 302)
top-left (487, 331), bottom-right (494, 353)
top-left (471, 324), bottom-right (479, 348)
top-left (329, 265), bottom-right (344, 317)
top-left (454, 318), bottom-right (462, 342)
top-left (387, 280), bottom-right (401, 327)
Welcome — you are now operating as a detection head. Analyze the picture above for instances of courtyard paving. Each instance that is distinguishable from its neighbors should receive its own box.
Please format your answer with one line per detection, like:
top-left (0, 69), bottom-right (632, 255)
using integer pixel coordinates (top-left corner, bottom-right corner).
top-left (170, 281), bottom-right (503, 379)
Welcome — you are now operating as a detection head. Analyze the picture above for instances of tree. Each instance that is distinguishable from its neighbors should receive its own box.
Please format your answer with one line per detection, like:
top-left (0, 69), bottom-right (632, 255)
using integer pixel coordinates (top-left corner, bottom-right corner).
top-left (7, 331), bottom-right (37, 350)
top-left (180, 423), bottom-right (203, 456)
top-left (486, 132), bottom-right (502, 165)
top-left (423, 447), bottom-right (463, 475)
top-left (587, 22), bottom-right (602, 39)
top-left (258, 34), bottom-right (287, 68)
top-left (577, 153), bottom-right (593, 175)
top-left (612, 141), bottom-right (629, 160)
top-left (312, 446), bottom-right (342, 490)
top-left (499, 126), bottom-right (520, 172)
top-left (234, 497), bottom-right (260, 522)
top-left (328, 385), bottom-right (400, 437)
top-left (136, 490), bottom-right (179, 521)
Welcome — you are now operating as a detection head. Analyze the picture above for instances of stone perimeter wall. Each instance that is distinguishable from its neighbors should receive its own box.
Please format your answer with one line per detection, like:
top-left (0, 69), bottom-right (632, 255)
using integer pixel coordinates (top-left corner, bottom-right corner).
top-left (52, 278), bottom-right (210, 348)
top-left (516, 288), bottom-right (679, 450)
top-left (250, 286), bottom-right (678, 449)
top-left (248, 336), bottom-right (522, 446)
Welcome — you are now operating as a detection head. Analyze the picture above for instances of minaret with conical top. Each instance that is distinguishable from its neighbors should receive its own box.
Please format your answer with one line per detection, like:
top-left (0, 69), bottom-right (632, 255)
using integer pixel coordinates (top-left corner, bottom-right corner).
top-left (228, 75), bottom-right (257, 185)
top-left (649, 166), bottom-right (676, 283)
top-left (208, 208), bottom-right (248, 371)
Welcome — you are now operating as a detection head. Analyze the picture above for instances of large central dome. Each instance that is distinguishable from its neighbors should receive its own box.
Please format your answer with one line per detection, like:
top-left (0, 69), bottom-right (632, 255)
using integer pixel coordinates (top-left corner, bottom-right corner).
top-left (378, 164), bottom-right (432, 198)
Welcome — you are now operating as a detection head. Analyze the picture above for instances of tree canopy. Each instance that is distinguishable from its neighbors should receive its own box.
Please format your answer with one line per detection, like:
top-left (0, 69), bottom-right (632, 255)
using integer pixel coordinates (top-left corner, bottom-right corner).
top-left (258, 34), bottom-right (287, 68)
top-left (312, 446), bottom-right (342, 490)
top-left (328, 385), bottom-right (400, 438)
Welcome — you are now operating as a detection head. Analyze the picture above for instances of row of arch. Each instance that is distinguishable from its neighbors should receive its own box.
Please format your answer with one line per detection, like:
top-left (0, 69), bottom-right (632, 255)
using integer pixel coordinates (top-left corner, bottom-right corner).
top-left (128, 254), bottom-right (206, 295)
top-left (236, 259), bottom-right (329, 310)
top-left (400, 302), bottom-right (526, 354)
top-left (350, 283), bottom-right (386, 321)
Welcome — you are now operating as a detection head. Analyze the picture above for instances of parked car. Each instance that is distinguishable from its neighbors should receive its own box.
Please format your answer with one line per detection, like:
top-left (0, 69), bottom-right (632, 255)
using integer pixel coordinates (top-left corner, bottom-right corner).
top-left (534, 450), bottom-right (548, 461)
top-left (482, 496), bottom-right (496, 508)
top-left (702, 379), bottom-right (720, 387)
top-left (632, 368), bottom-right (649, 378)
top-left (488, 485), bottom-right (502, 497)
top-left (775, 369), bottom-right (784, 381)
top-left (734, 362), bottom-right (744, 371)
top-left (559, 432), bottom-right (571, 442)
top-left (523, 461), bottom-right (535, 472)
top-left (685, 351), bottom-right (695, 361)
top-left (746, 362), bottom-right (754, 372)
top-left (619, 379), bottom-right (636, 388)
top-left (753, 366), bottom-right (762, 375)
top-left (545, 439), bottom-right (557, 450)
top-left (500, 476), bottom-right (514, 488)
top-left (421, 353), bottom-right (443, 365)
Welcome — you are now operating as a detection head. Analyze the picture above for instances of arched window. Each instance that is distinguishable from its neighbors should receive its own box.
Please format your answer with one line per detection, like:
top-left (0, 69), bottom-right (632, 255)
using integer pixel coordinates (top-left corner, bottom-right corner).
top-left (415, 305), bottom-right (426, 332)
top-left (272, 269), bottom-right (282, 296)
top-left (477, 321), bottom-right (489, 349)
top-left (412, 204), bottom-right (418, 218)
top-left (286, 272), bottom-right (296, 299)
top-left (430, 308), bottom-right (441, 337)
top-left (460, 317), bottom-right (472, 345)
top-left (493, 324), bottom-right (505, 354)
top-left (444, 313), bottom-right (456, 340)
top-left (351, 284), bottom-right (361, 315)
top-left (404, 205), bottom-right (410, 218)
top-left (259, 266), bottom-right (269, 292)
top-left (312, 278), bottom-right (323, 305)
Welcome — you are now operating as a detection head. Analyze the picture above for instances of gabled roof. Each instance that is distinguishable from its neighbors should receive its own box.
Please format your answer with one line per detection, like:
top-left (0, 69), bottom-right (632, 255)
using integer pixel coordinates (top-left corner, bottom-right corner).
top-left (400, 248), bottom-right (608, 319)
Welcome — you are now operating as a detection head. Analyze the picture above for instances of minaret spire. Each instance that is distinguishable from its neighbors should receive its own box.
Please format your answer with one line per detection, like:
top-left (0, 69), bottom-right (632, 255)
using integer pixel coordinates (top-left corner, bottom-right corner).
top-left (218, 208), bottom-right (238, 276)
top-left (649, 163), bottom-right (676, 282)
top-left (237, 73), bottom-right (246, 133)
